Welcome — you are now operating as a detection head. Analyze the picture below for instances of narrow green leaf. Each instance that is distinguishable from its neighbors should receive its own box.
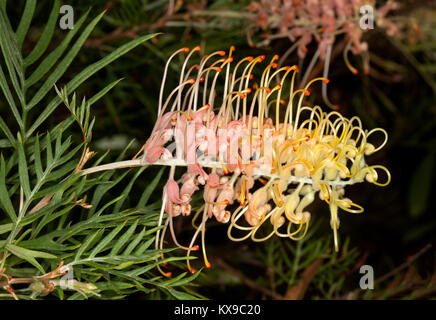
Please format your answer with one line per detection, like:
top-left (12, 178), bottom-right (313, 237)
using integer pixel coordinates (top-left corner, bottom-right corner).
top-left (26, 10), bottom-right (105, 110)
top-left (0, 139), bottom-right (12, 148)
top-left (25, 9), bottom-right (90, 88)
top-left (167, 288), bottom-right (200, 300)
top-left (166, 269), bottom-right (201, 287)
top-left (88, 171), bottom-right (130, 217)
top-left (126, 255), bottom-right (187, 277)
top-left (89, 221), bottom-right (127, 258)
top-left (34, 135), bottom-right (43, 180)
top-left (55, 129), bottom-right (62, 156)
top-left (15, 0), bottom-right (37, 49)
top-left (0, 222), bottom-right (12, 235)
top-left (113, 167), bottom-right (146, 213)
top-left (123, 227), bottom-right (146, 256)
top-left (17, 133), bottom-right (31, 199)
top-left (0, 9), bottom-right (25, 108)
top-left (110, 220), bottom-right (138, 256)
top-left (6, 243), bottom-right (56, 274)
top-left (28, 203), bottom-right (75, 238)
top-left (88, 78), bottom-right (123, 107)
top-left (34, 170), bottom-right (81, 198)
top-left (46, 131), bottom-right (53, 166)
top-left (26, 33), bottom-right (159, 138)
top-left (7, 244), bottom-right (56, 260)
top-left (133, 238), bottom-right (154, 256)
top-left (0, 64), bottom-right (23, 133)
top-left (0, 155), bottom-right (17, 222)
top-left (23, 0), bottom-right (60, 67)
top-left (75, 229), bottom-right (104, 262)
top-left (137, 167), bottom-right (164, 208)
top-left (0, 9), bottom-right (24, 76)
top-left (0, 115), bottom-right (15, 148)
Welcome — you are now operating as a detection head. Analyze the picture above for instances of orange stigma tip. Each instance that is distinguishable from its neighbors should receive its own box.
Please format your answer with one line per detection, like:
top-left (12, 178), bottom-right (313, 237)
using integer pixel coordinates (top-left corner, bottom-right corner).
top-left (216, 67), bottom-right (222, 72)
top-left (258, 178), bottom-right (267, 185)
top-left (188, 78), bottom-right (196, 84)
top-left (192, 245), bottom-right (200, 251)
top-left (190, 269), bottom-right (197, 274)
top-left (266, 89), bottom-right (271, 94)
top-left (277, 84), bottom-right (282, 89)
top-left (274, 54), bottom-right (279, 60)
top-left (304, 90), bottom-right (310, 96)
top-left (280, 99), bottom-right (286, 105)
top-left (230, 45), bottom-right (235, 50)
top-left (163, 262), bottom-right (168, 266)
top-left (224, 200), bottom-right (230, 205)
top-left (218, 51), bottom-right (226, 56)
top-left (249, 74), bottom-right (254, 79)
top-left (272, 63), bottom-right (278, 68)
top-left (247, 56), bottom-right (254, 62)
top-left (259, 55), bottom-right (265, 61)
top-left (182, 47), bottom-right (189, 52)
top-left (205, 262), bottom-right (211, 269)
top-left (166, 272), bottom-right (172, 277)
top-left (194, 46), bottom-right (201, 51)
top-left (352, 70), bottom-right (359, 75)
top-left (332, 105), bottom-right (340, 110)
top-left (246, 88), bottom-right (252, 94)
top-left (200, 76), bottom-right (205, 82)
top-left (194, 65), bottom-right (200, 69)
top-left (323, 79), bottom-right (330, 83)
top-left (227, 57), bottom-right (234, 63)
top-left (239, 94), bottom-right (246, 99)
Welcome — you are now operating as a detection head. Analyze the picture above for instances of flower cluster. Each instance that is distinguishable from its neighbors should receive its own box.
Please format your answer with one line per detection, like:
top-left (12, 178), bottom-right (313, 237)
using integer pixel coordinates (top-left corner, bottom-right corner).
top-left (138, 46), bottom-right (390, 276)
top-left (248, 0), bottom-right (400, 68)
top-left (249, 0), bottom-right (399, 58)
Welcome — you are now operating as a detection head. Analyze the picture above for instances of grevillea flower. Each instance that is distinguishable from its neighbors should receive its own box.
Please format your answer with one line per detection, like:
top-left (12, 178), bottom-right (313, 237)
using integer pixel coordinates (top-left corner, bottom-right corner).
top-left (248, 0), bottom-right (400, 64)
top-left (83, 46), bottom-right (391, 277)
top-left (246, 0), bottom-right (407, 108)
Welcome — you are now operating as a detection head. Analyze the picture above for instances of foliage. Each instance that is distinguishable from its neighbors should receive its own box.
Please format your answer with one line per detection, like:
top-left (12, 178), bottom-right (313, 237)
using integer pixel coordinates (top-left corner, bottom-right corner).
top-left (0, 0), bottom-right (200, 300)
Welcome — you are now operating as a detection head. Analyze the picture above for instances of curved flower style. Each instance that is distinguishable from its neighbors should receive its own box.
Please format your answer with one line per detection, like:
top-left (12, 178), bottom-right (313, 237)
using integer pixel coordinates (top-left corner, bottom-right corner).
top-left (83, 46), bottom-right (391, 276)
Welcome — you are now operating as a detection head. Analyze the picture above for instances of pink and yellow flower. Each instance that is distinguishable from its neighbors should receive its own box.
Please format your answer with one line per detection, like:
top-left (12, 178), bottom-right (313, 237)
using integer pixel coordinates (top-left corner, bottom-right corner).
top-left (83, 46), bottom-right (391, 276)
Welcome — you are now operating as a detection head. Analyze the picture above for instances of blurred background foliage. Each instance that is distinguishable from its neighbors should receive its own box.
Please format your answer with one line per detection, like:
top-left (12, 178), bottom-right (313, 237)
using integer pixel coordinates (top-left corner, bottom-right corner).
top-left (1, 0), bottom-right (435, 299)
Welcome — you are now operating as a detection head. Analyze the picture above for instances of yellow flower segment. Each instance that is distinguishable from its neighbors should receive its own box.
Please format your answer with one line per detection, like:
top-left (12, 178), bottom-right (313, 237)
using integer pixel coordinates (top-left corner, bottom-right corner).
top-left (227, 102), bottom-right (391, 252)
